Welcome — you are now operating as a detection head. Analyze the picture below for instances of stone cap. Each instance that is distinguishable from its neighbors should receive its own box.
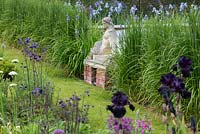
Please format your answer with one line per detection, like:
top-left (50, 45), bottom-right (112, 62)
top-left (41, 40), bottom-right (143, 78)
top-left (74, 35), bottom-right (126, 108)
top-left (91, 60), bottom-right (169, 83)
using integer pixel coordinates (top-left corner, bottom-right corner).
top-left (97, 25), bottom-right (127, 30)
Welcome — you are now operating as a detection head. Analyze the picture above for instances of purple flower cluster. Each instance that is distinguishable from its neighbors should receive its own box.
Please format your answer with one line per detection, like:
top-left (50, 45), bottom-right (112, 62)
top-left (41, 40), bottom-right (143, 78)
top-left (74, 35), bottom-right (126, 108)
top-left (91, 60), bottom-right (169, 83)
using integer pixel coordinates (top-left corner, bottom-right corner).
top-left (158, 56), bottom-right (192, 116)
top-left (32, 87), bottom-right (43, 96)
top-left (107, 91), bottom-right (135, 118)
top-left (136, 120), bottom-right (152, 134)
top-left (107, 115), bottom-right (134, 134)
top-left (18, 38), bottom-right (45, 62)
top-left (53, 129), bottom-right (64, 134)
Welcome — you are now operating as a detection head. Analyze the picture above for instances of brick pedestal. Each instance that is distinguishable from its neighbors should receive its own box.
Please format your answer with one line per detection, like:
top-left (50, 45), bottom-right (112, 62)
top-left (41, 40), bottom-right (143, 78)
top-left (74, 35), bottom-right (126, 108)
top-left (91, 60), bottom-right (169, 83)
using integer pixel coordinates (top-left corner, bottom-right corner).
top-left (84, 64), bottom-right (108, 89)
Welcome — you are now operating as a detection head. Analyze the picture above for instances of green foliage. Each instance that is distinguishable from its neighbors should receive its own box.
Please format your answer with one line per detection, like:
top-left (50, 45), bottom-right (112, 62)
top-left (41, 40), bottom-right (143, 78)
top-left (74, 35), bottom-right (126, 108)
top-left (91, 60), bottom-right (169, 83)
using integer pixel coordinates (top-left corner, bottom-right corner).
top-left (0, 0), bottom-right (101, 77)
top-left (109, 10), bottom-right (200, 128)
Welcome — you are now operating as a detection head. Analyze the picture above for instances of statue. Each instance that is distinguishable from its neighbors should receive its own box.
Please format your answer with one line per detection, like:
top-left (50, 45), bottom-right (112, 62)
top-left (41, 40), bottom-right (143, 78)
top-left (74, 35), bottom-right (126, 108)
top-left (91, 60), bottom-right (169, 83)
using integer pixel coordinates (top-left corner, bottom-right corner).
top-left (88, 17), bottom-right (118, 60)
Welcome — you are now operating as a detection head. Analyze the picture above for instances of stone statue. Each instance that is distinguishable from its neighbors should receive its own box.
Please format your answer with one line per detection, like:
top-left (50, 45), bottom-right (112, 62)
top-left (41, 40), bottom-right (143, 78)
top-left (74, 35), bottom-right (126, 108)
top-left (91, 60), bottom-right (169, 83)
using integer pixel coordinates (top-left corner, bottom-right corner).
top-left (88, 17), bottom-right (118, 60)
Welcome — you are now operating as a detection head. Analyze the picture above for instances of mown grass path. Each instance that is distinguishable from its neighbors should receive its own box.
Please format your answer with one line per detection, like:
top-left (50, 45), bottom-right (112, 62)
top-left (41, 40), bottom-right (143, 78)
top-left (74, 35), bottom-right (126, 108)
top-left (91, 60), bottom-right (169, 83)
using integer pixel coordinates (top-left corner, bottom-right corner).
top-left (4, 47), bottom-right (165, 133)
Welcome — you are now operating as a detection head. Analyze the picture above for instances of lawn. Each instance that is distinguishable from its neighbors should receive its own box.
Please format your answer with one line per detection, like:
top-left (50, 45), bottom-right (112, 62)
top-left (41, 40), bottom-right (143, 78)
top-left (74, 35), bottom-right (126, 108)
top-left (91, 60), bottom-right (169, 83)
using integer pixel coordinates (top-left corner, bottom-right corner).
top-left (2, 46), bottom-right (167, 133)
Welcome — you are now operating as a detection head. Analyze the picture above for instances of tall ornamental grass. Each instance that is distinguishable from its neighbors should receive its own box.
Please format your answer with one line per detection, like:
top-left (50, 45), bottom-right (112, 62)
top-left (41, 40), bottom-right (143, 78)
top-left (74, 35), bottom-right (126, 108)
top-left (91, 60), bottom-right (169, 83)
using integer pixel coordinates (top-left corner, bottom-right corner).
top-left (0, 0), bottom-right (101, 77)
top-left (109, 8), bottom-right (200, 127)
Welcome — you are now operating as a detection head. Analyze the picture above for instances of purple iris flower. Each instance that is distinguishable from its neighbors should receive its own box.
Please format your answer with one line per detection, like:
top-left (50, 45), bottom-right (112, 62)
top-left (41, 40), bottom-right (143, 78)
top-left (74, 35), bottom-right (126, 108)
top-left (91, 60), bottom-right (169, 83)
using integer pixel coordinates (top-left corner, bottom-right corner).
top-left (111, 91), bottom-right (129, 106)
top-left (107, 91), bottom-right (134, 118)
top-left (89, 5), bottom-right (93, 17)
top-left (130, 5), bottom-right (137, 15)
top-left (178, 56), bottom-right (192, 68)
top-left (160, 73), bottom-right (176, 87)
top-left (179, 2), bottom-right (187, 12)
top-left (178, 56), bottom-right (193, 77)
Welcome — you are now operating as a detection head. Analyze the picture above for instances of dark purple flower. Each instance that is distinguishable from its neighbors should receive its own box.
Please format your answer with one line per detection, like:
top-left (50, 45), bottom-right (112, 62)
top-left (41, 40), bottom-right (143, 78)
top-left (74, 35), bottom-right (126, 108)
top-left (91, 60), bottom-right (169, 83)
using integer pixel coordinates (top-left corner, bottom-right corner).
top-left (108, 91), bottom-right (134, 118)
top-left (32, 87), bottom-right (43, 95)
top-left (34, 55), bottom-right (41, 62)
top-left (172, 78), bottom-right (185, 93)
top-left (107, 105), bottom-right (126, 118)
top-left (178, 56), bottom-right (193, 77)
top-left (59, 100), bottom-right (66, 108)
top-left (112, 91), bottom-right (129, 106)
top-left (178, 56), bottom-right (192, 66)
top-left (160, 73), bottom-right (176, 87)
top-left (181, 67), bottom-right (193, 77)
top-left (70, 95), bottom-right (80, 101)
top-left (25, 37), bottom-right (31, 44)
top-left (191, 116), bottom-right (196, 132)
top-left (112, 106), bottom-right (126, 118)
top-left (53, 129), bottom-right (64, 134)
top-left (181, 89), bottom-right (191, 99)
top-left (29, 42), bottom-right (38, 49)
top-left (158, 86), bottom-right (170, 103)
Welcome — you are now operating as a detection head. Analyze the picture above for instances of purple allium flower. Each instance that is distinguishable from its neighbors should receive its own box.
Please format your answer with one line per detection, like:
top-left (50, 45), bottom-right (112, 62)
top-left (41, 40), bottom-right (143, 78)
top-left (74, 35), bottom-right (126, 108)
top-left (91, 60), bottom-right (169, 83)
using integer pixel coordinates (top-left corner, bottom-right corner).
top-left (53, 129), bottom-right (64, 134)
top-left (32, 87), bottom-right (43, 96)
top-left (107, 115), bottom-right (134, 134)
